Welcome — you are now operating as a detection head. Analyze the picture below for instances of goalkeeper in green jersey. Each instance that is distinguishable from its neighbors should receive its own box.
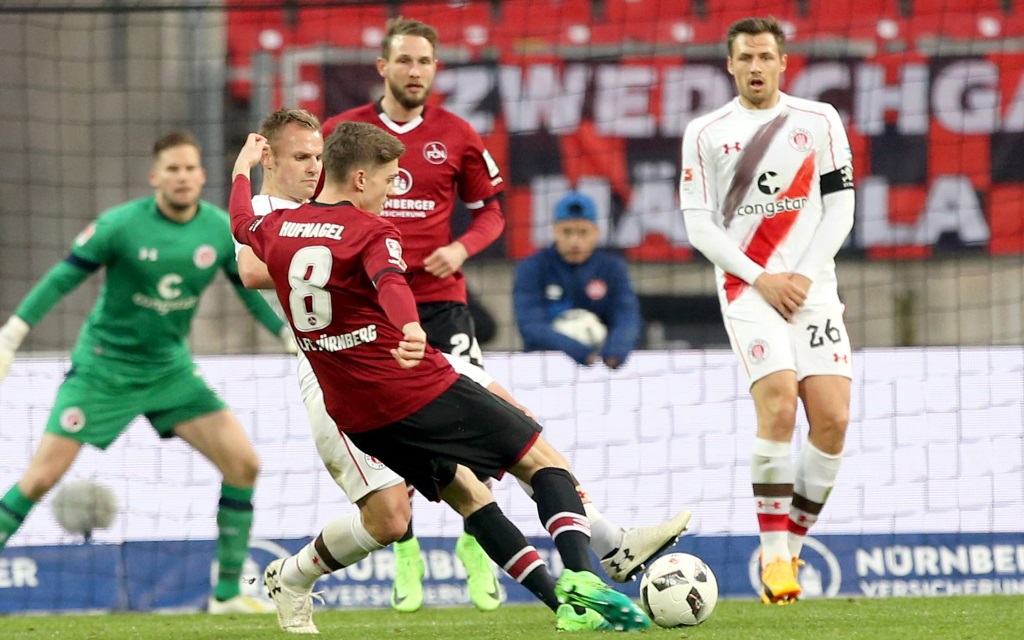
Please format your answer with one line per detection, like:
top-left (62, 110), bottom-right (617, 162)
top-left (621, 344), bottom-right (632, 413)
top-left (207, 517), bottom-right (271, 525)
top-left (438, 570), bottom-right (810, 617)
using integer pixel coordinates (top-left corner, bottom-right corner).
top-left (0, 131), bottom-right (293, 614)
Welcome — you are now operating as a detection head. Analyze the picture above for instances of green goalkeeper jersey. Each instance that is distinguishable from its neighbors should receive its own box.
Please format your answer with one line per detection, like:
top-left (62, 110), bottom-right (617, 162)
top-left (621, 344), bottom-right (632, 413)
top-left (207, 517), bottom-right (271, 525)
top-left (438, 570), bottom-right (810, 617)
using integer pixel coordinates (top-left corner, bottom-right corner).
top-left (14, 196), bottom-right (284, 375)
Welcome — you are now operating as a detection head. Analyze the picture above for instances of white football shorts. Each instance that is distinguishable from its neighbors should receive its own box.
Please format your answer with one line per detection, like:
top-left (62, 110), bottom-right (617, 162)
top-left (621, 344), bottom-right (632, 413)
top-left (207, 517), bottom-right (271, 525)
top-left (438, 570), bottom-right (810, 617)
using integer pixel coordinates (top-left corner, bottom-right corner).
top-left (723, 295), bottom-right (853, 387)
top-left (297, 354), bottom-right (404, 503)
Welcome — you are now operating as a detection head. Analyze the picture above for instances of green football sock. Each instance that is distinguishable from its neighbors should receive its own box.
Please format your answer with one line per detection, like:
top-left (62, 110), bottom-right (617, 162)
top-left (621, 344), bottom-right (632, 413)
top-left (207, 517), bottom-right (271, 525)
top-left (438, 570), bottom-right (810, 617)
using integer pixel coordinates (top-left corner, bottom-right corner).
top-left (214, 483), bottom-right (254, 601)
top-left (0, 485), bottom-right (36, 553)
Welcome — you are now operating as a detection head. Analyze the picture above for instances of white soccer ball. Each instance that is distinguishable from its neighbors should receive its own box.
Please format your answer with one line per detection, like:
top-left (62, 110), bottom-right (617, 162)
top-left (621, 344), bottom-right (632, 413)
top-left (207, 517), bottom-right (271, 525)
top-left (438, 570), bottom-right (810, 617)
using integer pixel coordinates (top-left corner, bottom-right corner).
top-left (639, 553), bottom-right (719, 627)
top-left (552, 308), bottom-right (607, 348)
top-left (51, 479), bottom-right (117, 538)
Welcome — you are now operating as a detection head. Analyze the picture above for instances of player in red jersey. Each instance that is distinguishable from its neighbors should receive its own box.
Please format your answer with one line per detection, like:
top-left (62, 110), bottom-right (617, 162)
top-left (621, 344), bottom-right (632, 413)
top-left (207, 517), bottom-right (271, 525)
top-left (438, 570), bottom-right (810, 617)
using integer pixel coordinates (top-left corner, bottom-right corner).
top-left (320, 17), bottom-right (505, 611)
top-left (229, 123), bottom-right (649, 633)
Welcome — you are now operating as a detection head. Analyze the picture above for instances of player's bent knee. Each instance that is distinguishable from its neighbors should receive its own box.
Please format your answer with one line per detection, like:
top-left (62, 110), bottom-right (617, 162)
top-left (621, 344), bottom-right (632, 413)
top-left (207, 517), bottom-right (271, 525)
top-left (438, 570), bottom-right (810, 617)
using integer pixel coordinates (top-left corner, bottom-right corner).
top-left (364, 510), bottom-right (409, 545)
top-left (360, 485), bottom-right (411, 544)
top-left (222, 450), bottom-right (260, 486)
top-left (815, 408), bottom-right (850, 439)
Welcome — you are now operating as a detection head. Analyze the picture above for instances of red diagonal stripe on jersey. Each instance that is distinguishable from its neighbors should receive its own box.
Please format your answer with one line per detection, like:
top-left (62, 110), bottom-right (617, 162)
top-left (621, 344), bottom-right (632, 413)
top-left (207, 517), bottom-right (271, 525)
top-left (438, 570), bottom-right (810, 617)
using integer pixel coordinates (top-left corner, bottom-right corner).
top-left (778, 152), bottom-right (816, 201)
top-left (724, 153), bottom-right (817, 303)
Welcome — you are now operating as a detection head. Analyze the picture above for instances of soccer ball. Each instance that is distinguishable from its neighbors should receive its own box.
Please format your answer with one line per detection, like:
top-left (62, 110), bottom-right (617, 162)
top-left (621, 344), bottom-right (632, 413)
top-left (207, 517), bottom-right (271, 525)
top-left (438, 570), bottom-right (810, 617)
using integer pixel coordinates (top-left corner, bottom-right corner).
top-left (639, 553), bottom-right (719, 627)
top-left (552, 308), bottom-right (607, 348)
top-left (51, 479), bottom-right (117, 539)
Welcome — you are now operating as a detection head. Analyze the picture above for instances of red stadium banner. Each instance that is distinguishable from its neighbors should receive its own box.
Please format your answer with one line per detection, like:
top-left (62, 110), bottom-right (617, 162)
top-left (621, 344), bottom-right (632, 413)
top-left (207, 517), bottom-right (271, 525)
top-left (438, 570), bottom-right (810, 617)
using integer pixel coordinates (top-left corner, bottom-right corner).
top-left (310, 53), bottom-right (1024, 260)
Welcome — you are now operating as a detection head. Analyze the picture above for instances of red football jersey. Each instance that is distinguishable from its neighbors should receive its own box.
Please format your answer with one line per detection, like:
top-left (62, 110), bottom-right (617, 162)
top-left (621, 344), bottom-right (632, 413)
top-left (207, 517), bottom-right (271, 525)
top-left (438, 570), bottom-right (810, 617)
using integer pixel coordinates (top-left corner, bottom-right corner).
top-left (232, 187), bottom-right (458, 433)
top-left (323, 102), bottom-right (505, 304)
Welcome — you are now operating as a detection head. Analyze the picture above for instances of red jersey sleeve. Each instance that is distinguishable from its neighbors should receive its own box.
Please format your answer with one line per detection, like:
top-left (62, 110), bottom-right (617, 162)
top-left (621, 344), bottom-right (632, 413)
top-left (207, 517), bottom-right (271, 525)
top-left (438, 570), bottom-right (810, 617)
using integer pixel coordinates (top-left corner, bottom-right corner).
top-left (229, 175), bottom-right (268, 257)
top-left (361, 225), bottom-right (408, 284)
top-left (455, 126), bottom-right (506, 255)
top-left (362, 225), bottom-right (419, 328)
top-left (457, 126), bottom-right (504, 205)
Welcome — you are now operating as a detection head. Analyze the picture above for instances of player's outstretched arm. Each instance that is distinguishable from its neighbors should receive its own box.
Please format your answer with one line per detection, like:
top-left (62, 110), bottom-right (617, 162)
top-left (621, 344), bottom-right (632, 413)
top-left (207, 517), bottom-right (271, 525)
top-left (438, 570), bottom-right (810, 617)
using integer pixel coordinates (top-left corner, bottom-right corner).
top-left (228, 133), bottom-right (269, 245)
top-left (232, 133), bottom-right (268, 181)
top-left (0, 252), bottom-right (100, 383)
top-left (0, 316), bottom-right (29, 383)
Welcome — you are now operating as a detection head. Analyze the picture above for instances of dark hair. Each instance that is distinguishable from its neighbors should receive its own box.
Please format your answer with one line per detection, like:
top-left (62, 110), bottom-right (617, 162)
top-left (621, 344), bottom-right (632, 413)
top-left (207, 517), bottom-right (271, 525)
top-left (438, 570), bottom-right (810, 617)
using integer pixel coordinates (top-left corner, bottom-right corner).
top-left (726, 16), bottom-right (786, 56)
top-left (258, 109), bottom-right (321, 148)
top-left (152, 130), bottom-right (200, 157)
top-left (323, 121), bottom-right (405, 184)
top-left (381, 17), bottom-right (439, 60)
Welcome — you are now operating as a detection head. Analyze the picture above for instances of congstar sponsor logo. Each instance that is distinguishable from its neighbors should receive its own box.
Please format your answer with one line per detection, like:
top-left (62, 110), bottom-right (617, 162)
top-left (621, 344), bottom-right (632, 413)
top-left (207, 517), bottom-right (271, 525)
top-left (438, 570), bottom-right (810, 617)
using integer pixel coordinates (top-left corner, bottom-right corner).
top-left (735, 196), bottom-right (807, 219)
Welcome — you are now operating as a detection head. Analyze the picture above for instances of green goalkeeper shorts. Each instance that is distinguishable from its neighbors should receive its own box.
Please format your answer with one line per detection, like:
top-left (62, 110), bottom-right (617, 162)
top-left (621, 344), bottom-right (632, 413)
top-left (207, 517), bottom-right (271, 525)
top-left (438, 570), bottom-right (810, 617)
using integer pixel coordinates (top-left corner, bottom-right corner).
top-left (44, 361), bottom-right (227, 449)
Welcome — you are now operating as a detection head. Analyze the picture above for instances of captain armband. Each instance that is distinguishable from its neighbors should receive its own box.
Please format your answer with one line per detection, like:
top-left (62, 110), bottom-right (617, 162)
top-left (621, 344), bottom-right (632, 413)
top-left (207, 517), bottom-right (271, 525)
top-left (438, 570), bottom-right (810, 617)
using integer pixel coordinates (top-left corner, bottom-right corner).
top-left (820, 165), bottom-right (854, 195)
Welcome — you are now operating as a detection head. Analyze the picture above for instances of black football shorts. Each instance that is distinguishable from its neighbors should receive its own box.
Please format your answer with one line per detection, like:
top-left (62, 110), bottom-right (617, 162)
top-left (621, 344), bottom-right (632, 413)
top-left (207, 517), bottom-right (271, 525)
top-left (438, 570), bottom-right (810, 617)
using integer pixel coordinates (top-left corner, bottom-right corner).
top-left (417, 301), bottom-right (483, 367)
top-left (347, 375), bottom-right (540, 501)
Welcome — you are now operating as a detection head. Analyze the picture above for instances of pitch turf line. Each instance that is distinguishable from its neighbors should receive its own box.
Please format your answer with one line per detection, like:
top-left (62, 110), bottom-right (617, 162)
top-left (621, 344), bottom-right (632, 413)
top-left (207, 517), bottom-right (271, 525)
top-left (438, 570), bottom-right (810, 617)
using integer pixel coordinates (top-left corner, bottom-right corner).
top-left (1, 597), bottom-right (1021, 639)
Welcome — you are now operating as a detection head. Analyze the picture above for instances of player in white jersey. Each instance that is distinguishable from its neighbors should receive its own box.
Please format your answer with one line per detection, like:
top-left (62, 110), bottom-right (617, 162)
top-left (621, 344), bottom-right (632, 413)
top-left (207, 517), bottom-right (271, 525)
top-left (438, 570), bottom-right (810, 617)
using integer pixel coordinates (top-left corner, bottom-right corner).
top-left (238, 110), bottom-right (690, 633)
top-left (681, 17), bottom-right (855, 605)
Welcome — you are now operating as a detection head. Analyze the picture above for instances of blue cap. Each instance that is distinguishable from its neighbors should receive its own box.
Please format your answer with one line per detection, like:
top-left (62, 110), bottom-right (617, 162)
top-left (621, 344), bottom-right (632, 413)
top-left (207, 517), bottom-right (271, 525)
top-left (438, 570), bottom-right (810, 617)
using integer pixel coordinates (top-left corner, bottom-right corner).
top-left (554, 192), bottom-right (597, 223)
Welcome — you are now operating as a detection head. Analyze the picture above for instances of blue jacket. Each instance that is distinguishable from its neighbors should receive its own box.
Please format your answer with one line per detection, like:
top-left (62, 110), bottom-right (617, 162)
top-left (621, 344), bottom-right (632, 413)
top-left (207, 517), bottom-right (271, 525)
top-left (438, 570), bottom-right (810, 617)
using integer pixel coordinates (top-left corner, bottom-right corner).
top-left (513, 246), bottom-right (642, 365)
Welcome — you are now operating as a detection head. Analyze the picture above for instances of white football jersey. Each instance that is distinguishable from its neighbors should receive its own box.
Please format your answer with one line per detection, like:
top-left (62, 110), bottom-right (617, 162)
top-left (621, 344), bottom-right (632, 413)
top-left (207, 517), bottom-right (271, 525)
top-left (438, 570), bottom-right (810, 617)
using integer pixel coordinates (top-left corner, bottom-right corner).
top-left (680, 92), bottom-right (852, 307)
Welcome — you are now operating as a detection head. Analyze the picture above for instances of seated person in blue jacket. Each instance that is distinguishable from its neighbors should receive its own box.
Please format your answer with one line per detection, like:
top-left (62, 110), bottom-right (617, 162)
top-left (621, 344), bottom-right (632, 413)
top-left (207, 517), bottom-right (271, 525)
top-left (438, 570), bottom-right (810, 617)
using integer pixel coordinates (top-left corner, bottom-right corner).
top-left (513, 191), bottom-right (642, 369)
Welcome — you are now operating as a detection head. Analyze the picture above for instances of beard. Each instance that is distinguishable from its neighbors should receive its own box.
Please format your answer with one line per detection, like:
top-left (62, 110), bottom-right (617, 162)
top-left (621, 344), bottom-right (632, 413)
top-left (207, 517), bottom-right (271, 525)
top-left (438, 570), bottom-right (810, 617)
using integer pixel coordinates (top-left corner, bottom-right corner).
top-left (162, 190), bottom-right (198, 211)
top-left (388, 77), bottom-right (431, 111)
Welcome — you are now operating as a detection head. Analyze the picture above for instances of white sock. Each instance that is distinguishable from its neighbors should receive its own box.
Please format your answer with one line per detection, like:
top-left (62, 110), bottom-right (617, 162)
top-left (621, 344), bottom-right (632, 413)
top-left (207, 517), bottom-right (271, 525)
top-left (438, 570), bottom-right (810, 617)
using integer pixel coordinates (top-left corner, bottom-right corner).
top-left (751, 437), bottom-right (794, 564)
top-left (584, 502), bottom-right (624, 559)
top-left (282, 512), bottom-right (385, 591)
top-left (516, 477), bottom-right (534, 498)
top-left (789, 442), bottom-right (843, 558)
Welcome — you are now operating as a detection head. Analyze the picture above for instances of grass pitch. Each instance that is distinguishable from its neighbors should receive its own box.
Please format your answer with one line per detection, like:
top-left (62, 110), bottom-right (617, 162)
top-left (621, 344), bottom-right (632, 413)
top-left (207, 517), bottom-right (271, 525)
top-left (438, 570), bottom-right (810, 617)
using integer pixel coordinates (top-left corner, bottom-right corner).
top-left (2, 596), bottom-right (1022, 639)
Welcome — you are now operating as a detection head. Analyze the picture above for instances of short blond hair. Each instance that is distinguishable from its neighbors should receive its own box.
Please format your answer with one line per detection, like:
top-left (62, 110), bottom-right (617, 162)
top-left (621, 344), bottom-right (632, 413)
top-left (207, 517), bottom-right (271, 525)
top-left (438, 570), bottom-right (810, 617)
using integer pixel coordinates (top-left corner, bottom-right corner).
top-left (258, 109), bottom-right (321, 148)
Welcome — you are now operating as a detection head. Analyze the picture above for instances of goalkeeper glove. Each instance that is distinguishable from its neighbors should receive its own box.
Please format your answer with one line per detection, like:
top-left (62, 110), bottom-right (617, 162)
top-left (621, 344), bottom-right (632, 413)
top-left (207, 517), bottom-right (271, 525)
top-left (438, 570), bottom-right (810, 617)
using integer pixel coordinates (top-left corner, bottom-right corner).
top-left (0, 316), bottom-right (30, 383)
top-left (279, 326), bottom-right (298, 355)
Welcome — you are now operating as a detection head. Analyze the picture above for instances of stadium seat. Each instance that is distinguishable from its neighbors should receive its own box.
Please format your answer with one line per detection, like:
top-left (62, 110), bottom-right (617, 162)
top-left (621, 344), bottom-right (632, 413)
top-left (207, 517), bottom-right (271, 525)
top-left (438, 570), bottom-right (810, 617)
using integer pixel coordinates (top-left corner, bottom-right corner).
top-left (1004, 11), bottom-right (1024, 37)
top-left (699, 0), bottom-right (809, 47)
top-left (901, 0), bottom-right (1011, 44)
top-left (226, 2), bottom-right (389, 101)
top-left (910, 0), bottom-right (1006, 15)
top-left (492, 0), bottom-right (593, 50)
top-left (595, 0), bottom-right (731, 46)
top-left (227, 4), bottom-right (295, 101)
top-left (802, 0), bottom-right (905, 42)
top-left (292, 5), bottom-right (391, 50)
top-left (601, 0), bottom-right (693, 23)
top-left (701, 0), bottom-right (800, 23)
top-left (399, 2), bottom-right (496, 54)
